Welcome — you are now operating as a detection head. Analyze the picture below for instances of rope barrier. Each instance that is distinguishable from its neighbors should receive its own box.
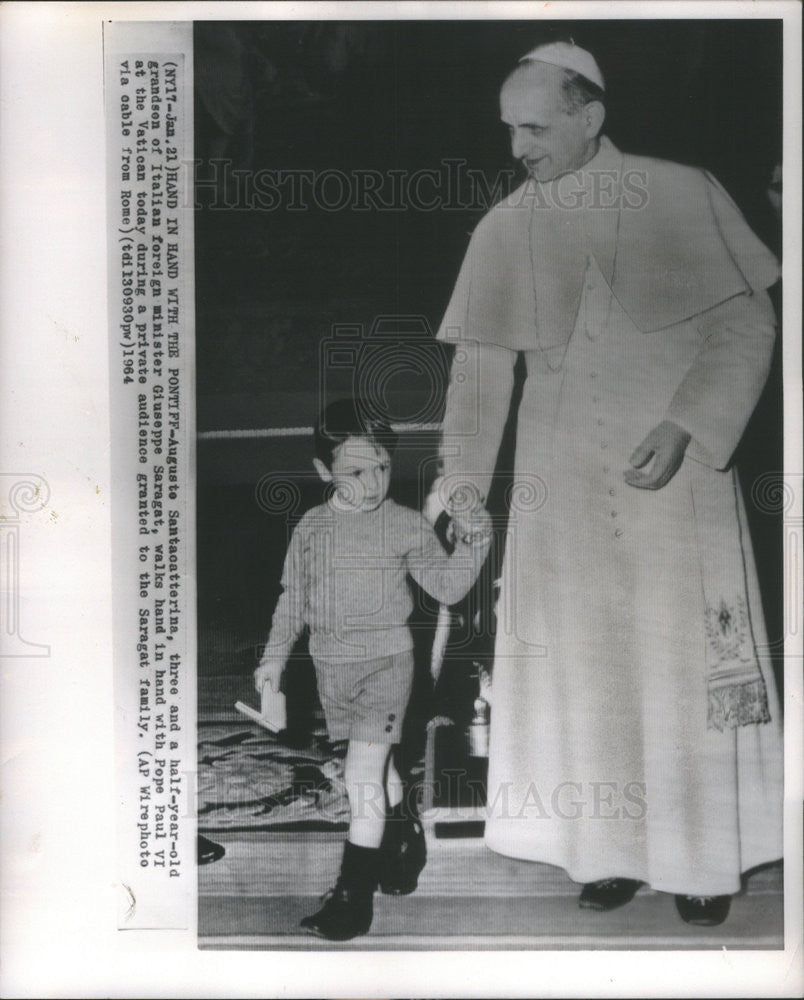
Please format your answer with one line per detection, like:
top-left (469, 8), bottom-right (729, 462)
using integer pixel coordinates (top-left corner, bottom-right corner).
top-left (198, 422), bottom-right (443, 440)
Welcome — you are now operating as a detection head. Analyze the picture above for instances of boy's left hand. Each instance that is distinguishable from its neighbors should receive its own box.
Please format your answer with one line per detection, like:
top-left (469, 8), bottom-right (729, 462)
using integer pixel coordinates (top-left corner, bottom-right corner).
top-left (254, 657), bottom-right (284, 695)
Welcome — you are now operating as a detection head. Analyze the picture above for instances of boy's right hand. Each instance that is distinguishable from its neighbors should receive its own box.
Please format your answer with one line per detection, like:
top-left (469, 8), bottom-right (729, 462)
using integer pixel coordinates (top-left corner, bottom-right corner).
top-left (254, 657), bottom-right (284, 695)
top-left (453, 504), bottom-right (492, 545)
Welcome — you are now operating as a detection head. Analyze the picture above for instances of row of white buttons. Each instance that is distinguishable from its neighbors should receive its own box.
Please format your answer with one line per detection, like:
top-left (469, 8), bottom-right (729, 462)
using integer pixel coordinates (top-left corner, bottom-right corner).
top-left (589, 362), bottom-right (622, 538)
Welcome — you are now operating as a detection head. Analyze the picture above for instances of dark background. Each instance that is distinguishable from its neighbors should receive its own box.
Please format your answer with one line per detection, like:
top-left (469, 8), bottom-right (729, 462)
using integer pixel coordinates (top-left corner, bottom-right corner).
top-left (194, 20), bottom-right (784, 726)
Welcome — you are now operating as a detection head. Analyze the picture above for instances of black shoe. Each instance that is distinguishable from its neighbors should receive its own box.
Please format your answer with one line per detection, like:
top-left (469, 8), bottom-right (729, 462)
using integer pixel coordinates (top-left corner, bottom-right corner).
top-left (197, 835), bottom-right (225, 866)
top-left (300, 841), bottom-right (378, 941)
top-left (379, 806), bottom-right (427, 896)
top-left (300, 881), bottom-right (374, 941)
top-left (675, 894), bottom-right (731, 926)
top-left (579, 877), bottom-right (642, 911)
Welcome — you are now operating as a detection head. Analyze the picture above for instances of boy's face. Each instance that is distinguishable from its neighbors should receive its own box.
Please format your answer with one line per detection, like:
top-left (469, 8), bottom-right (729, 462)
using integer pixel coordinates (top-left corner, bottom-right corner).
top-left (314, 436), bottom-right (391, 512)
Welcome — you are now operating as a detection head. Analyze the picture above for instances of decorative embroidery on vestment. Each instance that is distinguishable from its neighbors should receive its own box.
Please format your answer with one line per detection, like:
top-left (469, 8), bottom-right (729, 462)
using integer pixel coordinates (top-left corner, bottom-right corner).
top-left (704, 597), bottom-right (770, 731)
top-left (704, 598), bottom-right (752, 662)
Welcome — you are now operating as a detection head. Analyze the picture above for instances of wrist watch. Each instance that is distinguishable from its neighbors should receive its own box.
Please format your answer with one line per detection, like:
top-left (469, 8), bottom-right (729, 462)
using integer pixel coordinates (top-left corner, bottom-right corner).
top-left (460, 526), bottom-right (492, 546)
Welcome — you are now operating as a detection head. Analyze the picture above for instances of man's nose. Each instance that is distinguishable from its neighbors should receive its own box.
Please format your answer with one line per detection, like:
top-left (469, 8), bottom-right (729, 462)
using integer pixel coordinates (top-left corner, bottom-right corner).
top-left (511, 129), bottom-right (534, 160)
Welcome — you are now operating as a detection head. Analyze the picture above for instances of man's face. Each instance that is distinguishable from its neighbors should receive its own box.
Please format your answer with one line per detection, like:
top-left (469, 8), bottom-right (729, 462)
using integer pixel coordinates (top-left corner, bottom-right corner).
top-left (500, 67), bottom-right (598, 183)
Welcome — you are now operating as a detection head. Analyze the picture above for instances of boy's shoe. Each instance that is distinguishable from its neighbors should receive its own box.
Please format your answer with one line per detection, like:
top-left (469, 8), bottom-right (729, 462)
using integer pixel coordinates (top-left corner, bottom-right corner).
top-left (674, 894), bottom-right (731, 926)
top-left (379, 801), bottom-right (427, 896)
top-left (578, 877), bottom-right (642, 910)
top-left (300, 882), bottom-right (374, 941)
top-left (300, 841), bottom-right (378, 941)
top-left (197, 835), bottom-right (225, 865)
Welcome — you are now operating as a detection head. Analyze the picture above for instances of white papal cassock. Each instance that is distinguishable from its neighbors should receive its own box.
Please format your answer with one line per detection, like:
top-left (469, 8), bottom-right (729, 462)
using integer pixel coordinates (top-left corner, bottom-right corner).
top-left (437, 137), bottom-right (783, 895)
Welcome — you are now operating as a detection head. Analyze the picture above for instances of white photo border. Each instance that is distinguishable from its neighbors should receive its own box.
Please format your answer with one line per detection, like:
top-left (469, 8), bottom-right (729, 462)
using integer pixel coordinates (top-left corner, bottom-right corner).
top-left (0, 2), bottom-right (801, 997)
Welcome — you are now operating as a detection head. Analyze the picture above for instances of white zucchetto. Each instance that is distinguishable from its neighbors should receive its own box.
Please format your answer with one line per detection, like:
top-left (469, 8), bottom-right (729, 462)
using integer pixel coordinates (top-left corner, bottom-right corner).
top-left (519, 41), bottom-right (605, 91)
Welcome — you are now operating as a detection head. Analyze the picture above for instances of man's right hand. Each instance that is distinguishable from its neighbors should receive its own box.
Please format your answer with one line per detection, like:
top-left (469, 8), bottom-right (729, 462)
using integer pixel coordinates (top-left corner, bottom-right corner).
top-left (254, 657), bottom-right (284, 695)
top-left (425, 475), bottom-right (485, 524)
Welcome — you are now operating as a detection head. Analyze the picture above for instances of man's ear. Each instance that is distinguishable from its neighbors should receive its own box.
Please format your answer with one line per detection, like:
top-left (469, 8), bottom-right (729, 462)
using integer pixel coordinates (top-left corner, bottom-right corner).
top-left (313, 457), bottom-right (332, 483)
top-left (584, 100), bottom-right (605, 138)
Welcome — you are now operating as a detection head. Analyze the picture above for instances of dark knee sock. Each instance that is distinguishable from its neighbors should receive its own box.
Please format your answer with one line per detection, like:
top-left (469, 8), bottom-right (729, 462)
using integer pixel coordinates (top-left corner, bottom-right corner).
top-left (387, 780), bottom-right (419, 820)
top-left (340, 840), bottom-right (379, 892)
top-left (387, 800), bottom-right (406, 823)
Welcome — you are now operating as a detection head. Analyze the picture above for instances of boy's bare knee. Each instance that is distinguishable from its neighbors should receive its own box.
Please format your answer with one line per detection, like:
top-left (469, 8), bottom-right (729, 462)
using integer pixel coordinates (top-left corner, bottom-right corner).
top-left (344, 741), bottom-right (391, 807)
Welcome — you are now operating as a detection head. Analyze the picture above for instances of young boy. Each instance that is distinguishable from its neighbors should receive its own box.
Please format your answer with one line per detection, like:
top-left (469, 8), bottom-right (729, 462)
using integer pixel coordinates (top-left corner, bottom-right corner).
top-left (254, 397), bottom-right (491, 941)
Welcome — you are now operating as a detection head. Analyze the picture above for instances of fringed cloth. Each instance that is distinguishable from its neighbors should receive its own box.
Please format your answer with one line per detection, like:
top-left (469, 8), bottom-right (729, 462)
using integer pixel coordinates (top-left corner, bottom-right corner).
top-left (689, 461), bottom-right (771, 731)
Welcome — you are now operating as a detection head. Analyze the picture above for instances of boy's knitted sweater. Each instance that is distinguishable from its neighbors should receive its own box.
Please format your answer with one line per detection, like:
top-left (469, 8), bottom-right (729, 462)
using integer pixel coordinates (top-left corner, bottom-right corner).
top-left (264, 499), bottom-right (490, 662)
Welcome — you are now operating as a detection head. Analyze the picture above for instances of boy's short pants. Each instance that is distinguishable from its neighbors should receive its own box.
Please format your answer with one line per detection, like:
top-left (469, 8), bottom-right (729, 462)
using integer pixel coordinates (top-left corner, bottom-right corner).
top-left (313, 649), bottom-right (415, 743)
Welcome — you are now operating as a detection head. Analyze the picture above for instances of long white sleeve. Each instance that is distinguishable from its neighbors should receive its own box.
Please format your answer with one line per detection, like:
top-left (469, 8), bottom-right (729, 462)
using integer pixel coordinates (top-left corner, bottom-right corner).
top-left (665, 291), bottom-right (777, 469)
top-left (439, 339), bottom-right (518, 504)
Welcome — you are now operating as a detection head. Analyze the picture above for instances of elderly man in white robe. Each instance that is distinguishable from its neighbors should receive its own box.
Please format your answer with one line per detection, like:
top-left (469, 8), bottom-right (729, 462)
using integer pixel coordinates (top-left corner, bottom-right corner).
top-left (429, 42), bottom-right (783, 926)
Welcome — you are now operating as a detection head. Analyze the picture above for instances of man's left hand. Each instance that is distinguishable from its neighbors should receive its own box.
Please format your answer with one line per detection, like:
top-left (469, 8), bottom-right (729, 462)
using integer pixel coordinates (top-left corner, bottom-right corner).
top-left (624, 420), bottom-right (691, 490)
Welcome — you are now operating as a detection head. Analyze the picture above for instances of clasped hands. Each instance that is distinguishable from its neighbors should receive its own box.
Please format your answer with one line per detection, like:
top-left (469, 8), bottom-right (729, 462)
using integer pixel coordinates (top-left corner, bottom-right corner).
top-left (424, 477), bottom-right (492, 543)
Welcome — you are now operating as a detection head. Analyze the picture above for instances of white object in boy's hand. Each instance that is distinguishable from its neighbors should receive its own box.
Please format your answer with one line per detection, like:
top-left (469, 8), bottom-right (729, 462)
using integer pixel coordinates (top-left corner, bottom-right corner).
top-left (253, 656), bottom-right (283, 695)
top-left (235, 676), bottom-right (287, 734)
top-left (260, 678), bottom-right (287, 731)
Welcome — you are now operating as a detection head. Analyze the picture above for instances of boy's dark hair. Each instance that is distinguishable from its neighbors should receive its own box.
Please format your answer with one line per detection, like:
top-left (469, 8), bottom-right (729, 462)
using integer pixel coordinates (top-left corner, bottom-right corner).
top-left (313, 397), bottom-right (398, 468)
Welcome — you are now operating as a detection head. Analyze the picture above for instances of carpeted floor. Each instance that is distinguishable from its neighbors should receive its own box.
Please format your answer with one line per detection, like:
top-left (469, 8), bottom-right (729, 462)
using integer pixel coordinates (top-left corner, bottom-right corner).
top-left (198, 722), bottom-right (350, 832)
top-left (197, 677), bottom-right (784, 951)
